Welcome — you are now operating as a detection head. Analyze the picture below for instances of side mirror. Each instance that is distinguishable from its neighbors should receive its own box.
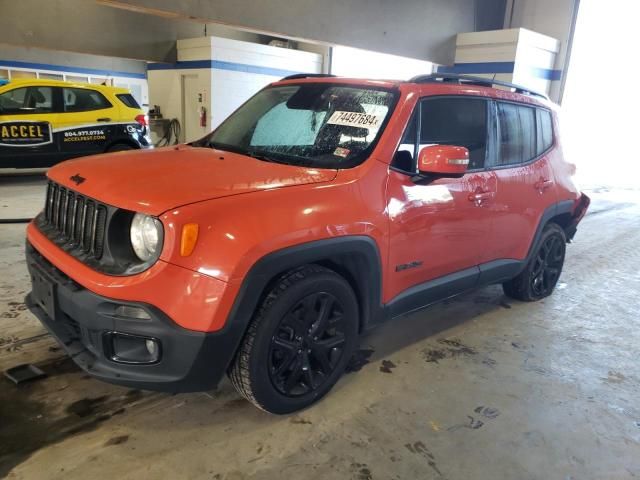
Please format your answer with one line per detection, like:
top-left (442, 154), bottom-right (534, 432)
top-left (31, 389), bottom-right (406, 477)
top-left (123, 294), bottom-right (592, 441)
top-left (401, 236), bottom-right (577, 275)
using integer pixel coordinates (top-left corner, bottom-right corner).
top-left (417, 145), bottom-right (470, 178)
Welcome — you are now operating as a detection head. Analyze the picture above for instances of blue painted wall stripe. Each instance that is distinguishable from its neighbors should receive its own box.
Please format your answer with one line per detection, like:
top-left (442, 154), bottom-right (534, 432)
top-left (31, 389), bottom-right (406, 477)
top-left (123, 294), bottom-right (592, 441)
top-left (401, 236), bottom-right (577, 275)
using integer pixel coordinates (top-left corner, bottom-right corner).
top-left (147, 59), bottom-right (299, 77)
top-left (437, 62), bottom-right (562, 81)
top-left (147, 60), bottom-right (212, 70)
top-left (530, 67), bottom-right (562, 81)
top-left (438, 62), bottom-right (516, 75)
top-left (0, 59), bottom-right (146, 79)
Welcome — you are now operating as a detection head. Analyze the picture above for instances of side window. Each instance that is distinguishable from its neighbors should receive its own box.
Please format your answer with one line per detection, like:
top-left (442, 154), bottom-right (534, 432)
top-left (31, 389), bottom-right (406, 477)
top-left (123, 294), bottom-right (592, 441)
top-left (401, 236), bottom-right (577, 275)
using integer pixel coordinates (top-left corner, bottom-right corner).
top-left (419, 97), bottom-right (488, 170)
top-left (497, 103), bottom-right (536, 165)
top-left (0, 87), bottom-right (28, 114)
top-left (519, 105), bottom-right (536, 162)
top-left (63, 88), bottom-right (111, 112)
top-left (391, 109), bottom-right (418, 173)
top-left (28, 86), bottom-right (54, 113)
top-left (0, 86), bottom-right (53, 114)
top-left (536, 109), bottom-right (554, 154)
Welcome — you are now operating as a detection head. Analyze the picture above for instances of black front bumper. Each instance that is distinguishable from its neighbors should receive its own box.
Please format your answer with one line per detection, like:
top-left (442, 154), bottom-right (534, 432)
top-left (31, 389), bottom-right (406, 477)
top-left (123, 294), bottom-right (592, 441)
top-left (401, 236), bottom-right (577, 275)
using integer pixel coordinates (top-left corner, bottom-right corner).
top-left (25, 242), bottom-right (238, 393)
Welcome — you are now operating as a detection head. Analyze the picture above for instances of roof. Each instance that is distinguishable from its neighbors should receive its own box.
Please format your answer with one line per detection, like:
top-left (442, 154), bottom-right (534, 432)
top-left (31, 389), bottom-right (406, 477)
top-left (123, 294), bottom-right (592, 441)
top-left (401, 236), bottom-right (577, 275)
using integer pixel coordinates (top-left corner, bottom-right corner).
top-left (273, 73), bottom-right (554, 107)
top-left (0, 78), bottom-right (128, 92)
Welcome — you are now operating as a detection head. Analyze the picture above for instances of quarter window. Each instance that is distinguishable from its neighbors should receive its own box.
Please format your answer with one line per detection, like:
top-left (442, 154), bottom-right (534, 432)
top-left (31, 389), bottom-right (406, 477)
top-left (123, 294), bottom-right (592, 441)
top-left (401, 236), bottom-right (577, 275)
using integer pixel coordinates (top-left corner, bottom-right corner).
top-left (116, 93), bottom-right (141, 109)
top-left (391, 110), bottom-right (418, 173)
top-left (536, 109), bottom-right (554, 154)
top-left (63, 88), bottom-right (111, 112)
top-left (497, 103), bottom-right (536, 166)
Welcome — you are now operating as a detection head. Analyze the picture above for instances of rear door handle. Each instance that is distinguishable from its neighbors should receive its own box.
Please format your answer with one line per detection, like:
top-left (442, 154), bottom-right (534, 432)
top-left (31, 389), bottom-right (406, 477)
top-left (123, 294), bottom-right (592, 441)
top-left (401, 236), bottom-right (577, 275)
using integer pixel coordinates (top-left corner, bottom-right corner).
top-left (468, 191), bottom-right (494, 205)
top-left (96, 117), bottom-right (111, 122)
top-left (535, 179), bottom-right (554, 191)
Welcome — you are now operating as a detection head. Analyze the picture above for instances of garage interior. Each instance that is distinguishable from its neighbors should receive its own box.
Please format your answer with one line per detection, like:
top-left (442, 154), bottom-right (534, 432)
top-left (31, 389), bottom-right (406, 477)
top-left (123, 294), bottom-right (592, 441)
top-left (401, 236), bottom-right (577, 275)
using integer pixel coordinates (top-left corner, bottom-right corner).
top-left (1, 0), bottom-right (639, 478)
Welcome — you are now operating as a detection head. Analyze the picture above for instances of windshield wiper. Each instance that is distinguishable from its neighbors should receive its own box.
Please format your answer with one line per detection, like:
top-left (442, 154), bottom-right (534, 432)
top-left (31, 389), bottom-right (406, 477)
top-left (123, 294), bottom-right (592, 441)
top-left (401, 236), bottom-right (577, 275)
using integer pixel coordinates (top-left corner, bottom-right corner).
top-left (207, 141), bottom-right (242, 154)
top-left (208, 142), bottom-right (305, 166)
top-left (245, 149), bottom-right (280, 163)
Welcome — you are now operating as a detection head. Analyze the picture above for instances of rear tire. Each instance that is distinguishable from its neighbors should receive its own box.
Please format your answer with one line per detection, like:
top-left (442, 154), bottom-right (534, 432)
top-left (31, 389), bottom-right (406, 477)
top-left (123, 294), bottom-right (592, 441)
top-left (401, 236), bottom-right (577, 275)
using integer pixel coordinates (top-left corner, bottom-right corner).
top-left (503, 223), bottom-right (566, 301)
top-left (228, 265), bottom-right (359, 414)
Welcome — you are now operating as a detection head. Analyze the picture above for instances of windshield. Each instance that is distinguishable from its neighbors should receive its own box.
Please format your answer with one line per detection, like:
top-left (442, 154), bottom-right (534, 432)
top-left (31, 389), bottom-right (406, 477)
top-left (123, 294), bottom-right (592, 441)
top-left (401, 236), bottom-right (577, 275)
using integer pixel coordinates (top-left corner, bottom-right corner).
top-left (199, 84), bottom-right (397, 168)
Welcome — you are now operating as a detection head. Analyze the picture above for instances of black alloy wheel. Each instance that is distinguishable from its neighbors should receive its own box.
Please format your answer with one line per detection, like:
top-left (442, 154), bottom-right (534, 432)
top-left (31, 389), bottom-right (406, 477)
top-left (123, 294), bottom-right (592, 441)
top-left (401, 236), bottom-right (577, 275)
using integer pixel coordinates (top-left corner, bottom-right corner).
top-left (228, 264), bottom-right (359, 414)
top-left (268, 291), bottom-right (347, 397)
top-left (503, 222), bottom-right (567, 301)
top-left (530, 234), bottom-right (565, 297)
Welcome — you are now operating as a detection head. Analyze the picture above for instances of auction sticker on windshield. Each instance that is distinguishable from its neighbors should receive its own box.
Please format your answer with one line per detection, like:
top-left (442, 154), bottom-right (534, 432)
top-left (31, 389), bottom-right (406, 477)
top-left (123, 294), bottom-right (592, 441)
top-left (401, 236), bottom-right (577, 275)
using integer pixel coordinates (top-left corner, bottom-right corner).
top-left (327, 111), bottom-right (383, 128)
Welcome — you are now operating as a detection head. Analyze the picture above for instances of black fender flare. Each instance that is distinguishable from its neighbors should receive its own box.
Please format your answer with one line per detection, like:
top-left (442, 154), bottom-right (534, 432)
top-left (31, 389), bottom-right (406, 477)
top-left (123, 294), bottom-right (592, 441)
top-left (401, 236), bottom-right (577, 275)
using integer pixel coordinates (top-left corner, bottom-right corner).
top-left (526, 199), bottom-right (574, 261)
top-left (218, 236), bottom-right (384, 371)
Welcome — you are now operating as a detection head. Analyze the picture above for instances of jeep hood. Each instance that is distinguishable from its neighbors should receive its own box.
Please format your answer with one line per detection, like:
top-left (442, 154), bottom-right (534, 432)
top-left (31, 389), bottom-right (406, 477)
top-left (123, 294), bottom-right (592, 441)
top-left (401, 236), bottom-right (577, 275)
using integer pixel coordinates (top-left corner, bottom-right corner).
top-left (47, 145), bottom-right (337, 215)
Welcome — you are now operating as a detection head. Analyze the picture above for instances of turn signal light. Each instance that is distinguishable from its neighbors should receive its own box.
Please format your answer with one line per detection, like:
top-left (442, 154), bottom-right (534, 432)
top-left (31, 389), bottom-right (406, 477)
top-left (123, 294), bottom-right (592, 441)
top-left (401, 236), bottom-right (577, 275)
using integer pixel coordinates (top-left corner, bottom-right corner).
top-left (180, 223), bottom-right (199, 257)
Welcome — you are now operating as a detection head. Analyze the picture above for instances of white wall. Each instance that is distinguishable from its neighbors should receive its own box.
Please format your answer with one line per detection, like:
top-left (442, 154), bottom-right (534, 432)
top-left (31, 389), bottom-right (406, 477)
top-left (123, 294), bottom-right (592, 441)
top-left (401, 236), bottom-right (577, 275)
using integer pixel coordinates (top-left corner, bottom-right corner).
top-left (506, 0), bottom-right (577, 100)
top-left (560, 0), bottom-right (640, 188)
top-left (148, 68), bottom-right (212, 142)
top-left (210, 37), bottom-right (323, 128)
top-left (444, 28), bottom-right (560, 100)
top-left (148, 36), bottom-right (324, 142)
top-left (331, 46), bottom-right (434, 80)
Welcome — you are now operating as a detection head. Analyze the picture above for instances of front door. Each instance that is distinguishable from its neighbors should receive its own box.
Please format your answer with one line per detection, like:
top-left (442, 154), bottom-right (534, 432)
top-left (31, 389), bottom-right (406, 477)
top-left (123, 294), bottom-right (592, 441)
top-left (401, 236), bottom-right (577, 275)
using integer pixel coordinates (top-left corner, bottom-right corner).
top-left (385, 96), bottom-right (496, 307)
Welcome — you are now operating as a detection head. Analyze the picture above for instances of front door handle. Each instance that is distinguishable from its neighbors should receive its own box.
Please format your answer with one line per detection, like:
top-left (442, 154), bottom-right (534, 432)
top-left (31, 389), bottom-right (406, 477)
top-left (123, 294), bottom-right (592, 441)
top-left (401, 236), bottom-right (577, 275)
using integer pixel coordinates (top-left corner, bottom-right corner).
top-left (96, 117), bottom-right (111, 122)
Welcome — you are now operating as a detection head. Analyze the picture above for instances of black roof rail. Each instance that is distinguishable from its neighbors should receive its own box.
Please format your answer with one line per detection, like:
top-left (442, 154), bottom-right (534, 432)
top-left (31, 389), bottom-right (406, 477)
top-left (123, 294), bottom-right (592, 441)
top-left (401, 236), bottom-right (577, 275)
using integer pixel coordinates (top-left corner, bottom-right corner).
top-left (281, 73), bottom-right (337, 81)
top-left (409, 73), bottom-right (549, 101)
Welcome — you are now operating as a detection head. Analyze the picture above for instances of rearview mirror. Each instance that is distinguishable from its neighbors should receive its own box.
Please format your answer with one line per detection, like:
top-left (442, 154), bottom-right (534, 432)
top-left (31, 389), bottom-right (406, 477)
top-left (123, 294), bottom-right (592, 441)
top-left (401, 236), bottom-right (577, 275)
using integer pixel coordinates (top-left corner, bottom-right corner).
top-left (417, 145), bottom-right (469, 178)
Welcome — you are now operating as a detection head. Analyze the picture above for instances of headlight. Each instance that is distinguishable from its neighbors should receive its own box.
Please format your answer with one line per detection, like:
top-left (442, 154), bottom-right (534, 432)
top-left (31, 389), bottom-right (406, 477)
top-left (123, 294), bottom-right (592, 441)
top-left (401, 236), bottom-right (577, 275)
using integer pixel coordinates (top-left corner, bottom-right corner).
top-left (130, 213), bottom-right (163, 262)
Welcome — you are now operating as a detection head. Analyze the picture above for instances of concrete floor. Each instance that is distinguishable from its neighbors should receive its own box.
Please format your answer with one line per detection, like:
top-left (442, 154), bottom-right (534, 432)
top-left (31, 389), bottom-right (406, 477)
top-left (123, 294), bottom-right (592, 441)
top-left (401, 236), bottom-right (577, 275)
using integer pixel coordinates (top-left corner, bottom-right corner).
top-left (1, 174), bottom-right (639, 479)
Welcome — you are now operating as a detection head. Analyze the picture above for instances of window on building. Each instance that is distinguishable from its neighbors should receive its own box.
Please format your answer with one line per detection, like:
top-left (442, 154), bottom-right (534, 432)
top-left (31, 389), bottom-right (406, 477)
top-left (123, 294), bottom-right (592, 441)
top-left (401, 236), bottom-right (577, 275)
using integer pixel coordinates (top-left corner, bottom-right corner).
top-left (39, 73), bottom-right (63, 81)
top-left (65, 75), bottom-right (89, 84)
top-left (10, 71), bottom-right (37, 79)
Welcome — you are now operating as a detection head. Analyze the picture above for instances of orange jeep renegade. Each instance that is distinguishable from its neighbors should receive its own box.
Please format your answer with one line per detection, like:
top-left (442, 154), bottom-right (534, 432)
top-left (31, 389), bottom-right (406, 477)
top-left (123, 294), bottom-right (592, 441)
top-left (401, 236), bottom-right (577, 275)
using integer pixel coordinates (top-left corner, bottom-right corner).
top-left (25, 73), bottom-right (589, 413)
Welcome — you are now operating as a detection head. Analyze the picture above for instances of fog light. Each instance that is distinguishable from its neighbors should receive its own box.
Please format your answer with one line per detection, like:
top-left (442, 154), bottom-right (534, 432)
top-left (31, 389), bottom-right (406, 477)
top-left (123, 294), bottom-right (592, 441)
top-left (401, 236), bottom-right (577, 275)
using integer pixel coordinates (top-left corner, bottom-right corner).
top-left (105, 332), bottom-right (161, 364)
top-left (114, 305), bottom-right (151, 320)
top-left (145, 339), bottom-right (158, 356)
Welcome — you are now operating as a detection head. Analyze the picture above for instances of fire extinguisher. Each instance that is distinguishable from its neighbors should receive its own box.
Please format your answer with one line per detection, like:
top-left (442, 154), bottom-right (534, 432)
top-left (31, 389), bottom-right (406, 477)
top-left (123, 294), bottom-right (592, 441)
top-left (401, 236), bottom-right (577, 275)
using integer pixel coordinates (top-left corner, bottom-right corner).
top-left (199, 106), bottom-right (207, 128)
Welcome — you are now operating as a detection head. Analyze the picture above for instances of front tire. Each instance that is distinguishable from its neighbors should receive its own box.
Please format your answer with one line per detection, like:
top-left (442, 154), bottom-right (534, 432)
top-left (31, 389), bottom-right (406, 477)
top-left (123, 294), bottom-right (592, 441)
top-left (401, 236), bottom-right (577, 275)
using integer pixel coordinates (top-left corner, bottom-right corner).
top-left (228, 265), bottom-right (359, 414)
top-left (503, 223), bottom-right (567, 301)
top-left (107, 143), bottom-right (135, 152)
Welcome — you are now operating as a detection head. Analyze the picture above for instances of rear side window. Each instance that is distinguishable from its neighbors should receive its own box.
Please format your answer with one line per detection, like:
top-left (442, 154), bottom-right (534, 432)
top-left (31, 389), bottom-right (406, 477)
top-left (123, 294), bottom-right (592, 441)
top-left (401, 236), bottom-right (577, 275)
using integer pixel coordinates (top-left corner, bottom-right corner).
top-left (497, 102), bottom-right (536, 166)
top-left (63, 88), bottom-right (111, 112)
top-left (536, 109), bottom-right (554, 154)
top-left (117, 93), bottom-right (141, 109)
top-left (420, 97), bottom-right (488, 170)
top-left (0, 86), bottom-right (53, 114)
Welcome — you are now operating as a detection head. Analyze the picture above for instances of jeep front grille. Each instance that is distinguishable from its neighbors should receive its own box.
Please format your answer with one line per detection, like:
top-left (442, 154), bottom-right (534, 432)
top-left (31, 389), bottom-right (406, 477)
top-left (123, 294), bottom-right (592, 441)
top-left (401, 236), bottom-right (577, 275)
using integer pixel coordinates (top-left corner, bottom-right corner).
top-left (43, 181), bottom-right (108, 260)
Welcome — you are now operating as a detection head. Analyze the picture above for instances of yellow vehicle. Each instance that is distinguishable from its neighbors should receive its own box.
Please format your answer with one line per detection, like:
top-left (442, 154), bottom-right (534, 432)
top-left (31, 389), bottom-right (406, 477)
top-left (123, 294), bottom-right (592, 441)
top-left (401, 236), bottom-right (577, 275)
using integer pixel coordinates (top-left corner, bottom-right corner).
top-left (0, 78), bottom-right (151, 168)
